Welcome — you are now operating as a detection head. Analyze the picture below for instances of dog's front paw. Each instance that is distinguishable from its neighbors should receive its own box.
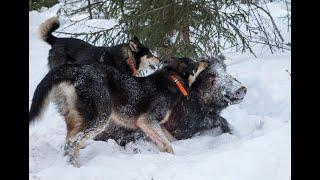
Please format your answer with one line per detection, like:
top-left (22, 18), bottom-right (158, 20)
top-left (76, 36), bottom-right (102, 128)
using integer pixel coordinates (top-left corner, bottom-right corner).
top-left (67, 154), bottom-right (80, 167)
top-left (64, 142), bottom-right (81, 167)
top-left (162, 144), bottom-right (175, 154)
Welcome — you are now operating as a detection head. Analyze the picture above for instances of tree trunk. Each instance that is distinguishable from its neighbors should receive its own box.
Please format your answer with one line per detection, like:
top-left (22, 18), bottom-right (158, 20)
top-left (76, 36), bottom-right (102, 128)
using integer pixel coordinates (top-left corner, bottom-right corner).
top-left (87, 0), bottom-right (93, 19)
top-left (181, 0), bottom-right (190, 44)
top-left (241, 0), bottom-right (251, 4)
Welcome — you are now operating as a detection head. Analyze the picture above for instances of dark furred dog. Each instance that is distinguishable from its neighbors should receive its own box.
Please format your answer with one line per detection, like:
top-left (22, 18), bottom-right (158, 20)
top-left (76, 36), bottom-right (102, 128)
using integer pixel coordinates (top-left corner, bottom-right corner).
top-left (39, 16), bottom-right (160, 76)
top-left (29, 57), bottom-right (208, 166)
top-left (95, 55), bottom-right (247, 145)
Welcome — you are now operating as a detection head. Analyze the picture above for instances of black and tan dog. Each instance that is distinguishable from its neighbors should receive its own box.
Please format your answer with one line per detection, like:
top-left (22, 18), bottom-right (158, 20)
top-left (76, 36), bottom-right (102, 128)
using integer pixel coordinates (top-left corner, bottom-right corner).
top-left (29, 57), bottom-right (209, 166)
top-left (39, 16), bottom-right (160, 76)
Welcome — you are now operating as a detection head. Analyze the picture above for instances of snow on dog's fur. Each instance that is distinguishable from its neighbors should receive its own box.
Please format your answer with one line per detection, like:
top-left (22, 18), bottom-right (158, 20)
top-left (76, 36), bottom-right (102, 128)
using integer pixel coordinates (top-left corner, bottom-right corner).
top-left (29, 57), bottom-right (208, 167)
top-left (38, 17), bottom-right (160, 77)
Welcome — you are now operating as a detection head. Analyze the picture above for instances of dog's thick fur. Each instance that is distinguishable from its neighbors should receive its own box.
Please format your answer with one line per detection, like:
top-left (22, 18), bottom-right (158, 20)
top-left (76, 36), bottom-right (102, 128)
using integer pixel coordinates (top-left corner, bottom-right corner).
top-left (29, 57), bottom-right (208, 166)
top-left (95, 56), bottom-right (247, 145)
top-left (39, 16), bottom-right (160, 76)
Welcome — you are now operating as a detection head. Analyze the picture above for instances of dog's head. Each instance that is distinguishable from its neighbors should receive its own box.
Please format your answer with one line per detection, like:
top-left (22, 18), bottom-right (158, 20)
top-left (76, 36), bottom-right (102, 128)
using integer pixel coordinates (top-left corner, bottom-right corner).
top-left (126, 36), bottom-right (160, 77)
top-left (164, 57), bottom-right (209, 87)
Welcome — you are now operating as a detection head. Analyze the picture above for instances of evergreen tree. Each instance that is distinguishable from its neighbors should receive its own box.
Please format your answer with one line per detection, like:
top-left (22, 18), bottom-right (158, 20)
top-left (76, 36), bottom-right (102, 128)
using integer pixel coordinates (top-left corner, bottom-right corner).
top-left (56, 0), bottom-right (290, 58)
top-left (29, 0), bottom-right (59, 11)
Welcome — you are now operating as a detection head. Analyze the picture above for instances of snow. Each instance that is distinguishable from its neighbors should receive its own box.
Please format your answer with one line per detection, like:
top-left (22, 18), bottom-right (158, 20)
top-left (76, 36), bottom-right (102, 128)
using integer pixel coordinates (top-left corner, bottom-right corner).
top-left (29, 1), bottom-right (291, 180)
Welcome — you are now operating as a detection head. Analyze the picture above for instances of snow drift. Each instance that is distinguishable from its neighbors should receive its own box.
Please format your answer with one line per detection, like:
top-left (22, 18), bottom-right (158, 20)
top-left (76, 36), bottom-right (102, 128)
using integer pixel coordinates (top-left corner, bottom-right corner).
top-left (29, 1), bottom-right (290, 180)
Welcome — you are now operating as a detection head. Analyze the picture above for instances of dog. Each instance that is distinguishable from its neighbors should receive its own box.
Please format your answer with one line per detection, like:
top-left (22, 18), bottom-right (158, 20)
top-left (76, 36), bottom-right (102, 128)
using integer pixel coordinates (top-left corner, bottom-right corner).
top-left (29, 57), bottom-right (209, 167)
top-left (39, 16), bottom-right (160, 76)
top-left (95, 55), bottom-right (247, 145)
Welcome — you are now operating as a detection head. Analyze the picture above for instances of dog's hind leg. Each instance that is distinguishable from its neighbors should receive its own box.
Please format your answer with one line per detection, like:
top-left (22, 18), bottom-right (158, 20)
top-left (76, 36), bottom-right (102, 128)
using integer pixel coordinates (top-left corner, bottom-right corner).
top-left (50, 82), bottom-right (85, 166)
top-left (66, 121), bottom-right (110, 166)
top-left (62, 106), bottom-right (85, 167)
top-left (64, 113), bottom-right (109, 167)
top-left (54, 82), bottom-right (110, 167)
top-left (136, 115), bottom-right (174, 154)
top-left (64, 117), bottom-right (110, 167)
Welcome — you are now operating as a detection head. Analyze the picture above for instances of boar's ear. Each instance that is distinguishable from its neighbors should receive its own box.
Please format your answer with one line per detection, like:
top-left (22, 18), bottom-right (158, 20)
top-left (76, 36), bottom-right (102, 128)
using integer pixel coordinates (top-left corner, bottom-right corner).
top-left (217, 53), bottom-right (226, 61)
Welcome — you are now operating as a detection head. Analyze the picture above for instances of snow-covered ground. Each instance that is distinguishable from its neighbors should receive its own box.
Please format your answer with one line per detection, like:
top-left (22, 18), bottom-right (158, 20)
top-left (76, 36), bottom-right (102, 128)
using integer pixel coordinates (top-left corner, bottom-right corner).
top-left (29, 2), bottom-right (291, 180)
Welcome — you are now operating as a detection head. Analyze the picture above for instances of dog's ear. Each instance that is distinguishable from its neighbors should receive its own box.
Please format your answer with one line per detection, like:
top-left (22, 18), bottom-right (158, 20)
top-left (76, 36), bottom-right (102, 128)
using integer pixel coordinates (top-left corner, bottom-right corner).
top-left (129, 36), bottom-right (141, 52)
top-left (188, 60), bottom-right (209, 87)
top-left (129, 40), bottom-right (139, 52)
top-left (133, 36), bottom-right (140, 43)
top-left (198, 60), bottom-right (209, 70)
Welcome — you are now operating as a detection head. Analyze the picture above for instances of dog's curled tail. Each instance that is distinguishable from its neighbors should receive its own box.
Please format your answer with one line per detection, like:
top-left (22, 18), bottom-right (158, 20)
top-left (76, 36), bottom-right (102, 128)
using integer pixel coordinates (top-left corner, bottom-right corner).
top-left (29, 65), bottom-right (79, 125)
top-left (38, 16), bottom-right (60, 45)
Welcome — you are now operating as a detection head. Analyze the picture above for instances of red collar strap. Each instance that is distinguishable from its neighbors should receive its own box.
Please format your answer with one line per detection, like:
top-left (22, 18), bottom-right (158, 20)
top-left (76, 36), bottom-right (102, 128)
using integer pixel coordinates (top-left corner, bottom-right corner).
top-left (170, 75), bottom-right (188, 96)
top-left (126, 58), bottom-right (138, 76)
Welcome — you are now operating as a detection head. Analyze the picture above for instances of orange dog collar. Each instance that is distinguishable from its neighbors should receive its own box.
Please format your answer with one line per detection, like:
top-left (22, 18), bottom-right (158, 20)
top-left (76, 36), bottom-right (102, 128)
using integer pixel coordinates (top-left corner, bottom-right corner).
top-left (170, 75), bottom-right (188, 96)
